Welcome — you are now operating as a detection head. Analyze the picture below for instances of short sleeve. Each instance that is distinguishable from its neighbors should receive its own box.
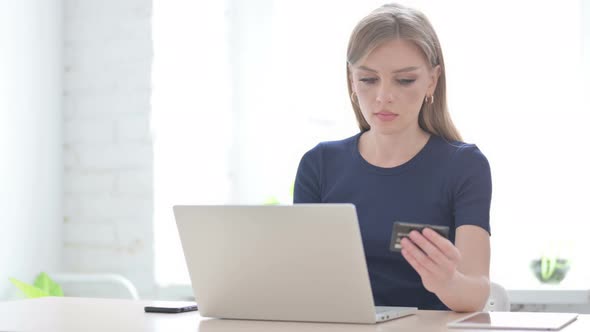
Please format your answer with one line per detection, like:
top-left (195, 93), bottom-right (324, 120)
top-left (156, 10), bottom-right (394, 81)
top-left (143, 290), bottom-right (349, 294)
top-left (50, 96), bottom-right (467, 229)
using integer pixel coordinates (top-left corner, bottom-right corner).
top-left (451, 144), bottom-right (492, 234)
top-left (293, 144), bottom-right (323, 203)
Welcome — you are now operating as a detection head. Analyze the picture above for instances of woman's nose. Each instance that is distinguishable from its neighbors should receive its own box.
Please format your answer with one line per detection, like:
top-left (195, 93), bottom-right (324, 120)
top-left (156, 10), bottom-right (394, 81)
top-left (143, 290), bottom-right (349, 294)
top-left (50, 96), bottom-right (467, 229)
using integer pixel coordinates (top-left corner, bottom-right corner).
top-left (376, 83), bottom-right (395, 104)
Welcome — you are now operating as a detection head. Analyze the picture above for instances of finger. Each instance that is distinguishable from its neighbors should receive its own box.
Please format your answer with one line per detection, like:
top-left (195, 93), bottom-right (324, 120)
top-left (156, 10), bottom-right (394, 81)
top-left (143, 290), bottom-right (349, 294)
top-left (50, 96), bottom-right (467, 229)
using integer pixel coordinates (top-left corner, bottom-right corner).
top-left (401, 247), bottom-right (432, 278)
top-left (408, 230), bottom-right (452, 268)
top-left (401, 237), bottom-right (442, 276)
top-left (422, 228), bottom-right (461, 262)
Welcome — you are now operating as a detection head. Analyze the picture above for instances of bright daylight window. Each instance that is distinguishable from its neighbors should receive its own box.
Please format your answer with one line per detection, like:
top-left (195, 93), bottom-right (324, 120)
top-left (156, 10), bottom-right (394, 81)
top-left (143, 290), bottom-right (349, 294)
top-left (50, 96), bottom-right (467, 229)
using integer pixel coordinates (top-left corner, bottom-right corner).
top-left (152, 0), bottom-right (590, 291)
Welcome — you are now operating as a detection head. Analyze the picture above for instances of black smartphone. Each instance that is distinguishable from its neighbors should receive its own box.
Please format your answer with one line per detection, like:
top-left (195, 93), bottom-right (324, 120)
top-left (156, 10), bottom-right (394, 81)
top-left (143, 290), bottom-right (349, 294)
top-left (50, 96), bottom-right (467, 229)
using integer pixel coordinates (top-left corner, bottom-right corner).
top-left (144, 303), bottom-right (198, 313)
top-left (390, 221), bottom-right (450, 252)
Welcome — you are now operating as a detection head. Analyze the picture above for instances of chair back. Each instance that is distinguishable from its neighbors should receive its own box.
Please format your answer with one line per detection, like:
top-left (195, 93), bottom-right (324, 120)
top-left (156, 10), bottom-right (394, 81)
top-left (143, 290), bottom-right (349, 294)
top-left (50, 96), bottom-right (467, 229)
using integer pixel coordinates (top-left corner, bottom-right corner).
top-left (484, 281), bottom-right (510, 311)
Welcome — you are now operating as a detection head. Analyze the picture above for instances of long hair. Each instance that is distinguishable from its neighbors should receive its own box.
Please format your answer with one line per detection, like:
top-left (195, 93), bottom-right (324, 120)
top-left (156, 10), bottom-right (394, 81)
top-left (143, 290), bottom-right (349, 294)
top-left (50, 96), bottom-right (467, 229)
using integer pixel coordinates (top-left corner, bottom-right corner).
top-left (346, 3), bottom-right (462, 142)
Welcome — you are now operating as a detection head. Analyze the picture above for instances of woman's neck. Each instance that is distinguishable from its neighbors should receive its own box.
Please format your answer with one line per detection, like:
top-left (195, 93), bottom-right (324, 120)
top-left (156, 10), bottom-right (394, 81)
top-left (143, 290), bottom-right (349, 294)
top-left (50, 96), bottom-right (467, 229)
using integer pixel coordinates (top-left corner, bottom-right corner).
top-left (359, 128), bottom-right (431, 168)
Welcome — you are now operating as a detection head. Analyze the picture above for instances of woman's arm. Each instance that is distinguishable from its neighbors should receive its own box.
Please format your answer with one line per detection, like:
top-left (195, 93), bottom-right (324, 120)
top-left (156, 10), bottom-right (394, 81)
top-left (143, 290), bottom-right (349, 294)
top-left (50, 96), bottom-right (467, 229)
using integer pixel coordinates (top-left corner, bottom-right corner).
top-left (401, 224), bottom-right (490, 312)
top-left (402, 144), bottom-right (492, 312)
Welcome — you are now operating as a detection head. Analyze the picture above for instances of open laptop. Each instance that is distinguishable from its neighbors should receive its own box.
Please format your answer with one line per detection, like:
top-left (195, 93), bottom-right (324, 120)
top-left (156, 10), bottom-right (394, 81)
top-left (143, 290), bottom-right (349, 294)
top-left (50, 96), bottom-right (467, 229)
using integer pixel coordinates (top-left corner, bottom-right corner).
top-left (173, 204), bottom-right (417, 324)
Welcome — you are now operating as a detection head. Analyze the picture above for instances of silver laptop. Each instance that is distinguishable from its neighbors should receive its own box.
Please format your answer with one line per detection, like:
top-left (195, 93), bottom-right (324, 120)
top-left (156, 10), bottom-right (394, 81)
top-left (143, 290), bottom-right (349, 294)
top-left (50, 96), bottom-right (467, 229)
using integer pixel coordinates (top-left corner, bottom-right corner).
top-left (173, 204), bottom-right (417, 324)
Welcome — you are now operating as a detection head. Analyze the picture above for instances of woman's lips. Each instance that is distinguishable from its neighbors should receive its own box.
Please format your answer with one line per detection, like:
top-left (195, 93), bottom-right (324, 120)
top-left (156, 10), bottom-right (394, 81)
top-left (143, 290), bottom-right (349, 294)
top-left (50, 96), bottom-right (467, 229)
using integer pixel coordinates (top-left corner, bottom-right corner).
top-left (375, 112), bottom-right (398, 121)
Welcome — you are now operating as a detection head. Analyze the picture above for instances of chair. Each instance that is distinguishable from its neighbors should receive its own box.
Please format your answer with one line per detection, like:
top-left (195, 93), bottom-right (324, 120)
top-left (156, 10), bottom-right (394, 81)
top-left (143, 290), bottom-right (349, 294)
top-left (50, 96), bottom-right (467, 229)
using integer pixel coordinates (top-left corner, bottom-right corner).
top-left (484, 281), bottom-right (510, 311)
top-left (52, 273), bottom-right (139, 300)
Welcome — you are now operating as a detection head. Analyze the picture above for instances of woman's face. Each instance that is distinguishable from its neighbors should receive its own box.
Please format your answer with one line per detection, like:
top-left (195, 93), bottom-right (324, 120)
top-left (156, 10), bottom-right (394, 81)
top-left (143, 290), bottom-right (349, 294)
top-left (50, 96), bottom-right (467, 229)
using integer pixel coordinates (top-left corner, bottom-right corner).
top-left (350, 38), bottom-right (440, 135)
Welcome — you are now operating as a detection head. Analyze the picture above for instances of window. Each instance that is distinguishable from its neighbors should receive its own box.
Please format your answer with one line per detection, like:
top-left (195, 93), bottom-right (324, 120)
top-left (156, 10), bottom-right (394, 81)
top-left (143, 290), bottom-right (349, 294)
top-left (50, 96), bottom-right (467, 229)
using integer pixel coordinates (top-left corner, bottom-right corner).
top-left (153, 0), bottom-right (590, 290)
top-left (152, 0), bottom-right (232, 286)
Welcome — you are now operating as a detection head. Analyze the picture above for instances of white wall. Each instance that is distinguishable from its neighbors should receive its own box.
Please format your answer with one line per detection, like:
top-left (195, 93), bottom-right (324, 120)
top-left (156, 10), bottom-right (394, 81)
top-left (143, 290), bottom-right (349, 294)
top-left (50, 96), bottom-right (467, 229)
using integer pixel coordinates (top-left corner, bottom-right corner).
top-left (584, 0), bottom-right (590, 87)
top-left (0, 0), bottom-right (63, 299)
top-left (62, 0), bottom-right (154, 297)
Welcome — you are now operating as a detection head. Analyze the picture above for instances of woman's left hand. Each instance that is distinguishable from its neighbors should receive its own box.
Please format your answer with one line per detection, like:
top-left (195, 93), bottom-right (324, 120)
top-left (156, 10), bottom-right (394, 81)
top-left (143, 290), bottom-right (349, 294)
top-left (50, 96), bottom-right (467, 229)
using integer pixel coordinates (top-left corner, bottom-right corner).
top-left (400, 227), bottom-right (462, 295)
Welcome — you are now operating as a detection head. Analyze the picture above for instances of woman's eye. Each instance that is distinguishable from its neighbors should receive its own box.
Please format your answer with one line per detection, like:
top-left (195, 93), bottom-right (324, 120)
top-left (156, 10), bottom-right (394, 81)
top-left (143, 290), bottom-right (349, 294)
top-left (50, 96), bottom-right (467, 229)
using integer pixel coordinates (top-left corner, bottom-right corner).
top-left (359, 78), bottom-right (378, 84)
top-left (397, 79), bottom-right (416, 86)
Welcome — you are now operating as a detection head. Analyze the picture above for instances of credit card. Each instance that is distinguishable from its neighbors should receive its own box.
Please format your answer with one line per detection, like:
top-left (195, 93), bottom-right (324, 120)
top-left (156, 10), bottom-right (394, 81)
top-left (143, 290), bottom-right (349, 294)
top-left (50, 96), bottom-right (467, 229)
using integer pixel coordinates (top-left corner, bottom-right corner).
top-left (389, 221), bottom-right (450, 252)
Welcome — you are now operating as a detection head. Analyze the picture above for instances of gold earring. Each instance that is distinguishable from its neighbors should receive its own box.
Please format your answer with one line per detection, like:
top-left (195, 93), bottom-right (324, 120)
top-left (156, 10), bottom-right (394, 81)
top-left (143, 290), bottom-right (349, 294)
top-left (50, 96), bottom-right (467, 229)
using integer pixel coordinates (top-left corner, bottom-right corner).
top-left (350, 91), bottom-right (359, 105)
top-left (424, 95), bottom-right (434, 105)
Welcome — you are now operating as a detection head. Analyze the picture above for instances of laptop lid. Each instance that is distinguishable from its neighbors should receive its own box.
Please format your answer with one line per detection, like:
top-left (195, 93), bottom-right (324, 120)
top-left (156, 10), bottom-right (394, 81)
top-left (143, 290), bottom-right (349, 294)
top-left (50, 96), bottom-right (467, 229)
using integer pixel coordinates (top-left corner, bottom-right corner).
top-left (174, 204), bottom-right (381, 323)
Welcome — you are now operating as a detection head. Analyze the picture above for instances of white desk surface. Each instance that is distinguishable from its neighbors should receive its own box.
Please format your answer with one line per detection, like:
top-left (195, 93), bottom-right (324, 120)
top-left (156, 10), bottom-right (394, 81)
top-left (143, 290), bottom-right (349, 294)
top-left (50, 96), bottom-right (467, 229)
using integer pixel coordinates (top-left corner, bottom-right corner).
top-left (0, 297), bottom-right (589, 332)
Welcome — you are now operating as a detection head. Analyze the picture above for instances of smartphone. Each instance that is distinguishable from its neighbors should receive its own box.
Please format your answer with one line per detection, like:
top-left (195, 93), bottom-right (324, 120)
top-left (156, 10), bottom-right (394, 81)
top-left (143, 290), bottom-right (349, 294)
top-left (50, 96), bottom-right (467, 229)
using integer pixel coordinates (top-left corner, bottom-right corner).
top-left (389, 221), bottom-right (450, 252)
top-left (144, 302), bottom-right (198, 313)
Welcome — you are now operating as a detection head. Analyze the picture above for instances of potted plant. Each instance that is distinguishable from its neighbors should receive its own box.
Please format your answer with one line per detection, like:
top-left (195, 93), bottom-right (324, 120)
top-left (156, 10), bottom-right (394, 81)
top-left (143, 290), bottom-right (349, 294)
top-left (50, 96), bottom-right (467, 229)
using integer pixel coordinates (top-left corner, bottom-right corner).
top-left (530, 256), bottom-right (570, 284)
top-left (9, 272), bottom-right (64, 298)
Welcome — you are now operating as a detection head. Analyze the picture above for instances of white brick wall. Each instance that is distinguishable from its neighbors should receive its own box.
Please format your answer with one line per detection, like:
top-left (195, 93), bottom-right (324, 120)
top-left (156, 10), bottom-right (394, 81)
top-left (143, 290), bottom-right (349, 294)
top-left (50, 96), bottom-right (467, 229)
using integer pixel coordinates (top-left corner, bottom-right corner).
top-left (63, 0), bottom-right (154, 297)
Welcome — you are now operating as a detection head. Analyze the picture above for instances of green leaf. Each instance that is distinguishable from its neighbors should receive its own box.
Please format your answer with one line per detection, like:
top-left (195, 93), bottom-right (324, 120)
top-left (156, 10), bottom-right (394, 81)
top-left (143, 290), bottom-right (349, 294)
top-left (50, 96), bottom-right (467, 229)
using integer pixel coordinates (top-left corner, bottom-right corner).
top-left (264, 196), bottom-right (280, 205)
top-left (541, 257), bottom-right (557, 281)
top-left (9, 278), bottom-right (49, 298)
top-left (33, 272), bottom-right (63, 296)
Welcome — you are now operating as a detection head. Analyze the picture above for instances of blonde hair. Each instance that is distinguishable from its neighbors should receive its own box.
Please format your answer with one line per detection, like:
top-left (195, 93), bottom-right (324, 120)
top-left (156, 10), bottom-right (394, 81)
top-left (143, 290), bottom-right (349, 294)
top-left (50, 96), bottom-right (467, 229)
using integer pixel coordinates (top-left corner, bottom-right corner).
top-left (346, 3), bottom-right (462, 142)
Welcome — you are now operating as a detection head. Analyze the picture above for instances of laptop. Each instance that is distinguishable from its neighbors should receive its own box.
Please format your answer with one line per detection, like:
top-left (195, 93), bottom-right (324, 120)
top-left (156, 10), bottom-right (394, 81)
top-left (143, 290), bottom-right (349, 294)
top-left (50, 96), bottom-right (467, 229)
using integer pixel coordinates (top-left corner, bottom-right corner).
top-left (173, 204), bottom-right (417, 324)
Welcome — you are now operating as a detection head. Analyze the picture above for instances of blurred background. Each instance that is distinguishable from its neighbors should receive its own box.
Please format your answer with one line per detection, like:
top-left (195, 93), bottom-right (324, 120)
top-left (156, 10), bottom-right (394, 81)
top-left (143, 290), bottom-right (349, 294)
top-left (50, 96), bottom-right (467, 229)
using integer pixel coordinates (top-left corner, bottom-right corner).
top-left (1, 0), bottom-right (589, 312)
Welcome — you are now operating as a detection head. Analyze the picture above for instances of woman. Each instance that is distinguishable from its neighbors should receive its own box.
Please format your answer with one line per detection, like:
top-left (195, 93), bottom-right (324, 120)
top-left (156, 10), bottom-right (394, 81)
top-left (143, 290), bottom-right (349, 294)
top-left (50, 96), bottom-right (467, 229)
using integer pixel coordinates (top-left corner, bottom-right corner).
top-left (294, 3), bottom-right (492, 312)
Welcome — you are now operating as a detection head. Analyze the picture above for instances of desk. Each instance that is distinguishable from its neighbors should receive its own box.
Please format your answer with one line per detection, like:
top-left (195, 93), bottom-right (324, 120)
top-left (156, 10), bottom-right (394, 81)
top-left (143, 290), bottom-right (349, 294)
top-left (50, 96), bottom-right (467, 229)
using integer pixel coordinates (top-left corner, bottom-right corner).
top-left (0, 297), bottom-right (589, 332)
top-left (508, 287), bottom-right (590, 305)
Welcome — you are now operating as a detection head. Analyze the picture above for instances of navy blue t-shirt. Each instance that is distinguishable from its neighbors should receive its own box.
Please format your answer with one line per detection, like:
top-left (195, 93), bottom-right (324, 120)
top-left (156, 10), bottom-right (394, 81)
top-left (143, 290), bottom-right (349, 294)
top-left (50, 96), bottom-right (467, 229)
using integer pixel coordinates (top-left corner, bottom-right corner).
top-left (293, 132), bottom-right (492, 310)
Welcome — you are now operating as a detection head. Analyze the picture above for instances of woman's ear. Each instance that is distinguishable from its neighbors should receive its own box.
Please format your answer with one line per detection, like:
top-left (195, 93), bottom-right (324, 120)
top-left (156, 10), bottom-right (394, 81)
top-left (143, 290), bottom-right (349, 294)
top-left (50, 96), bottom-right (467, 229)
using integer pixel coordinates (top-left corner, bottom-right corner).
top-left (427, 65), bottom-right (441, 96)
